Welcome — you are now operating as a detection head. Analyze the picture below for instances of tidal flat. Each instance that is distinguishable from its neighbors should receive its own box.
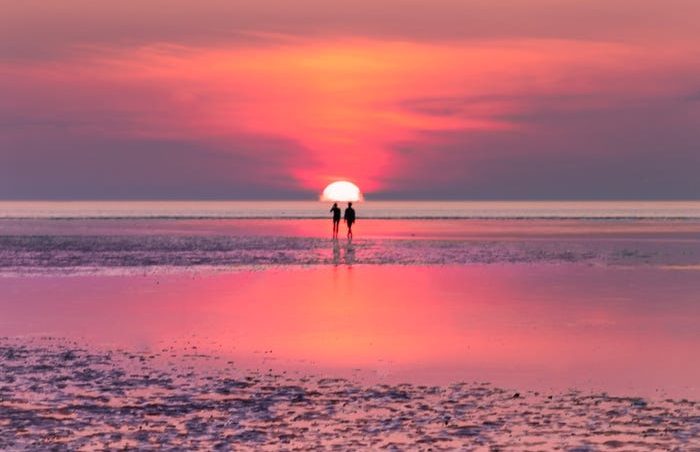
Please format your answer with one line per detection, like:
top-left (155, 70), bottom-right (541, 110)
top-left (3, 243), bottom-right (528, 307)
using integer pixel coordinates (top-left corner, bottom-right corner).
top-left (1, 217), bottom-right (699, 449)
top-left (2, 337), bottom-right (698, 450)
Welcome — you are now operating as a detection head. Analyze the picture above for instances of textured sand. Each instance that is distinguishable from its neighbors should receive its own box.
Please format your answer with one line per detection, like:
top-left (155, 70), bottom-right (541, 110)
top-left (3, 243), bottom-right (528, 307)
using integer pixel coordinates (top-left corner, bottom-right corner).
top-left (1, 338), bottom-right (698, 451)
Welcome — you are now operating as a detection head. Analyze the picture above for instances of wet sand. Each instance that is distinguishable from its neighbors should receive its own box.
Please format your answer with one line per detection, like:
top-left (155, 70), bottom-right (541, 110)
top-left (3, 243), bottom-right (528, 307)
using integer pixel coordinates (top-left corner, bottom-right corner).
top-left (1, 265), bottom-right (700, 449)
top-left (1, 218), bottom-right (699, 448)
top-left (2, 218), bottom-right (700, 275)
top-left (2, 337), bottom-right (698, 450)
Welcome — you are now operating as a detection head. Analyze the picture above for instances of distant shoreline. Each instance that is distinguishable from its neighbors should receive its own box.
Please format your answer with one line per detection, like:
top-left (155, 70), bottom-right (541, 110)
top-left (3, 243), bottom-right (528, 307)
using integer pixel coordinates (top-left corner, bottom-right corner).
top-left (4, 216), bottom-right (700, 220)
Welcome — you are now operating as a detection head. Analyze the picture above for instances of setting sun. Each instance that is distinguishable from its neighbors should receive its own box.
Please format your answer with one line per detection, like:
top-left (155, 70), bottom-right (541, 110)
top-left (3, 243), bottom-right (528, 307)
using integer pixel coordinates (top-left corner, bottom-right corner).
top-left (321, 181), bottom-right (363, 202)
top-left (2, 0), bottom-right (698, 448)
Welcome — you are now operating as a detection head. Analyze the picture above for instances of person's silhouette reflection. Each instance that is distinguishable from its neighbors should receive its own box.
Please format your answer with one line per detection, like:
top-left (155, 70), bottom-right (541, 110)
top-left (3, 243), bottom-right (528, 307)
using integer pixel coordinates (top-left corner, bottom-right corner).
top-left (344, 241), bottom-right (356, 265)
top-left (332, 238), bottom-right (340, 265)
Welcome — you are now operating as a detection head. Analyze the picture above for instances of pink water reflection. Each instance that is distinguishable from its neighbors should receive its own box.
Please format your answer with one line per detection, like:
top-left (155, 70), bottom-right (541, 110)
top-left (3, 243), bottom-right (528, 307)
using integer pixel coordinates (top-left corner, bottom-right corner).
top-left (3, 218), bottom-right (700, 240)
top-left (1, 265), bottom-right (698, 398)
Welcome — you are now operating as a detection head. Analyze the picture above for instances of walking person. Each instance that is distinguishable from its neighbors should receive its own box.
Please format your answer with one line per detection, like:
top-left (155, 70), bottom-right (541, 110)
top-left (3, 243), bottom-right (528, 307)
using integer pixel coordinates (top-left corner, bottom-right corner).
top-left (344, 202), bottom-right (356, 239)
top-left (330, 203), bottom-right (341, 238)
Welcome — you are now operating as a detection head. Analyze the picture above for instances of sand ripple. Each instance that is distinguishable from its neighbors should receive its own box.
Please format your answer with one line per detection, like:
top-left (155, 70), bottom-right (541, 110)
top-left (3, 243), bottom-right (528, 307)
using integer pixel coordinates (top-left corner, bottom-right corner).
top-left (1, 338), bottom-right (698, 450)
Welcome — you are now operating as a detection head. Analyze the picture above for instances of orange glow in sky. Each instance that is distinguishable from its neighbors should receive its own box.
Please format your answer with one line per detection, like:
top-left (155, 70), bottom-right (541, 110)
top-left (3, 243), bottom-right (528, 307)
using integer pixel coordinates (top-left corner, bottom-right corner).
top-left (2, 0), bottom-right (699, 199)
top-left (13, 38), bottom-right (680, 193)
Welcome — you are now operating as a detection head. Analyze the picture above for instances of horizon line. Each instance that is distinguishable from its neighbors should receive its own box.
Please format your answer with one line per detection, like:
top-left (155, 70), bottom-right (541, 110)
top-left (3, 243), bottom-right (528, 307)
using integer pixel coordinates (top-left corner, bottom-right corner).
top-left (1, 199), bottom-right (699, 203)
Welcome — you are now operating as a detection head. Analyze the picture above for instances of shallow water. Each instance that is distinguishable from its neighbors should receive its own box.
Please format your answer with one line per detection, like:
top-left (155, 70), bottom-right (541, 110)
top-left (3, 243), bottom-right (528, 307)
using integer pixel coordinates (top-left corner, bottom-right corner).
top-left (1, 216), bottom-right (699, 447)
top-left (1, 218), bottom-right (700, 275)
top-left (1, 265), bottom-right (698, 400)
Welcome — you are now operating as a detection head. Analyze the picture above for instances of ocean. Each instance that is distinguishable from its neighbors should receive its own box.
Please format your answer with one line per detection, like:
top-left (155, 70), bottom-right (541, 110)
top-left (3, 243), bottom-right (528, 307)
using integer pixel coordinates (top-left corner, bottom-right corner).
top-left (1, 200), bottom-right (700, 219)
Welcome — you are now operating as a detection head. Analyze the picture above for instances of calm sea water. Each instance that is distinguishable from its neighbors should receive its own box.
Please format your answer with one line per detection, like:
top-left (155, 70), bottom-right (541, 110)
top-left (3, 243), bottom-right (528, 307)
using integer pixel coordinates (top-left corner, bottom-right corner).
top-left (1, 200), bottom-right (700, 219)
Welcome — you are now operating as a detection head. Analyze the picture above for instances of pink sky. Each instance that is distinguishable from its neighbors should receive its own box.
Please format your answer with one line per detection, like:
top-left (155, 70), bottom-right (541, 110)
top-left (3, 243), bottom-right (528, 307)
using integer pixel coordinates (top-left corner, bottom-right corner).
top-left (1, 0), bottom-right (699, 199)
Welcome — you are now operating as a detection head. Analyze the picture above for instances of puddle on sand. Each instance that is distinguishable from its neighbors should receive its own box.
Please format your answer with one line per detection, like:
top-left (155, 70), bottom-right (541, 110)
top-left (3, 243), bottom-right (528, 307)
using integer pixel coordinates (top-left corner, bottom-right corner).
top-left (1, 265), bottom-right (699, 399)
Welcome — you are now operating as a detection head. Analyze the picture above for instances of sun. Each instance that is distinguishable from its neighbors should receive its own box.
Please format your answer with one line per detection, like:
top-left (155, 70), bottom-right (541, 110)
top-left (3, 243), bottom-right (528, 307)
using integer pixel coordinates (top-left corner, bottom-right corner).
top-left (320, 181), bottom-right (363, 202)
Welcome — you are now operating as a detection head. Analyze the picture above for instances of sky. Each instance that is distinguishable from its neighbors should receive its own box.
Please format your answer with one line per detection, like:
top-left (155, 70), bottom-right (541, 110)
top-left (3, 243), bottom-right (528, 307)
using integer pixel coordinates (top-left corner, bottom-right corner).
top-left (1, 0), bottom-right (699, 200)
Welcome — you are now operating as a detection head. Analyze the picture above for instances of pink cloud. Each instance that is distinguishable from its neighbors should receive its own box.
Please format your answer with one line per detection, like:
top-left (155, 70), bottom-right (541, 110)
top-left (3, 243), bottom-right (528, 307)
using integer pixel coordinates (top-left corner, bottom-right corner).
top-left (2, 0), bottom-right (699, 200)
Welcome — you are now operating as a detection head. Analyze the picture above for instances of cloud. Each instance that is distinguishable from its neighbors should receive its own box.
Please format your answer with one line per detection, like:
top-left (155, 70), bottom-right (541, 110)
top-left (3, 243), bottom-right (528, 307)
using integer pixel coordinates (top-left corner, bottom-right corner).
top-left (0, 130), bottom-right (311, 199)
top-left (1, 5), bottom-right (699, 199)
top-left (381, 100), bottom-right (700, 199)
top-left (2, 0), bottom-right (699, 60)
top-left (682, 91), bottom-right (700, 102)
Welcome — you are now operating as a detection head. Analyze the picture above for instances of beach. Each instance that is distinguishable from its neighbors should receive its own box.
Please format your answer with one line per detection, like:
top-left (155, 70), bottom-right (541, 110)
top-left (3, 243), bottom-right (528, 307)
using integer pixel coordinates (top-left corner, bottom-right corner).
top-left (6, 0), bottom-right (700, 446)
top-left (2, 337), bottom-right (698, 450)
top-left (1, 202), bottom-right (699, 449)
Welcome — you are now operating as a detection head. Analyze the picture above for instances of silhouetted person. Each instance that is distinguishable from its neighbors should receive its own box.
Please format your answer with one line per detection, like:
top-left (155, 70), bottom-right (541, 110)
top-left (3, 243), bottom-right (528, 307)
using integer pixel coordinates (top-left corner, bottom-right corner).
top-left (344, 202), bottom-right (356, 239)
top-left (330, 203), bottom-right (341, 238)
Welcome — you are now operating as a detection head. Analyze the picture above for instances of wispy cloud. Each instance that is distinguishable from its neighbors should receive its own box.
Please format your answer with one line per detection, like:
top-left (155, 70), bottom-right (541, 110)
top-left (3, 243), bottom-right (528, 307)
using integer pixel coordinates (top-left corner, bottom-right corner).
top-left (1, 1), bottom-right (699, 198)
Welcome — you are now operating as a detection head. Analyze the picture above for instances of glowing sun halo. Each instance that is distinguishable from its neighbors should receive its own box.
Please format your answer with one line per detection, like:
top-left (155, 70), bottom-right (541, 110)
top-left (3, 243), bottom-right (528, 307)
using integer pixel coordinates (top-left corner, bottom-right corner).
top-left (321, 181), bottom-right (363, 202)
